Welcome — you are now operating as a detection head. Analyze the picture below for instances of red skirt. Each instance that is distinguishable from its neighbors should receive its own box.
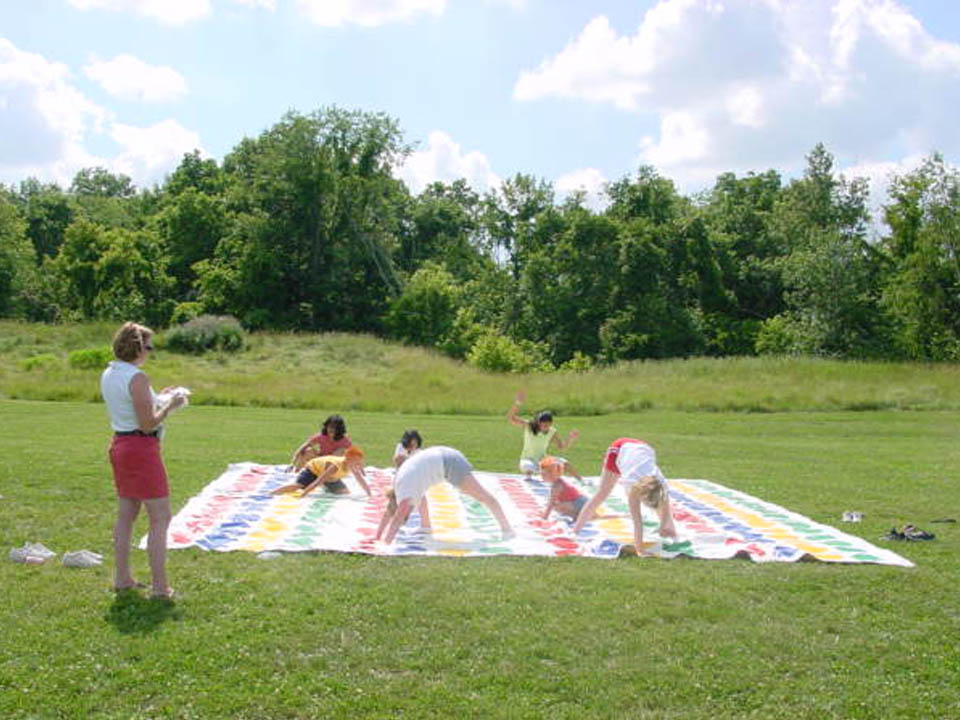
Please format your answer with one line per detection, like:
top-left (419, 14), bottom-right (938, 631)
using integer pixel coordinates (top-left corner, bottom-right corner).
top-left (109, 434), bottom-right (169, 499)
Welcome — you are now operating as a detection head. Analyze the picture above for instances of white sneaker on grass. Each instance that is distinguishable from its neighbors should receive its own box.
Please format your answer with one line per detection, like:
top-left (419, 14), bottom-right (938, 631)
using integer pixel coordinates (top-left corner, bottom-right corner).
top-left (62, 551), bottom-right (103, 568)
top-left (23, 542), bottom-right (57, 560)
top-left (9, 547), bottom-right (45, 564)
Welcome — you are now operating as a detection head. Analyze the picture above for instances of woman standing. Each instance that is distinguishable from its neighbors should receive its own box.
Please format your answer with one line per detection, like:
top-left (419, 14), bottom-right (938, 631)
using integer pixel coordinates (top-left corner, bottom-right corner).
top-left (101, 322), bottom-right (186, 599)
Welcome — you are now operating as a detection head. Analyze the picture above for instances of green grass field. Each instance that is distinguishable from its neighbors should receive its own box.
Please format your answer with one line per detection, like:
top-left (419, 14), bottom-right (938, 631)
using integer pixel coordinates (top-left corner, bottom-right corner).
top-left (2, 322), bottom-right (959, 717)
top-left (2, 393), bottom-right (959, 718)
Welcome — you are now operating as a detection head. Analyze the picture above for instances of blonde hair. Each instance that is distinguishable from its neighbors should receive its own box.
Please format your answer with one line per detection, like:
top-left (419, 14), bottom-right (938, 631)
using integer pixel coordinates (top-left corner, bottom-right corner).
top-left (628, 476), bottom-right (665, 509)
top-left (385, 488), bottom-right (398, 515)
top-left (112, 322), bottom-right (153, 362)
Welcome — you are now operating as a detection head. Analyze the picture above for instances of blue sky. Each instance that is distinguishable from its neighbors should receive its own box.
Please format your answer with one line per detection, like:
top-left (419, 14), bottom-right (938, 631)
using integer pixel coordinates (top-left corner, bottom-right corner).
top-left (2, 0), bottom-right (959, 210)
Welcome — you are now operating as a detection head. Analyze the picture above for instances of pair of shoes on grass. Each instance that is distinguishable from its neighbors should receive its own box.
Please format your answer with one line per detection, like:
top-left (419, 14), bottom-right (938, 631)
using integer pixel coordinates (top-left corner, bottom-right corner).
top-left (883, 524), bottom-right (936, 541)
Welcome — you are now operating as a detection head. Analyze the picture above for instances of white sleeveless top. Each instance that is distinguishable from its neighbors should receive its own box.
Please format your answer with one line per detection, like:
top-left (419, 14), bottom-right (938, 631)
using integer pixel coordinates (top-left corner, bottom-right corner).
top-left (100, 360), bottom-right (157, 432)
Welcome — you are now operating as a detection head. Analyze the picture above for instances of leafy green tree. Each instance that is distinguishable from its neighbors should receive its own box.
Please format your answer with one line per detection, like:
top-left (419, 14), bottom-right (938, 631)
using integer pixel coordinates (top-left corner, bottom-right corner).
top-left (599, 167), bottom-right (708, 359)
top-left (0, 196), bottom-right (36, 317)
top-left (17, 179), bottom-right (73, 260)
top-left (481, 173), bottom-right (555, 277)
top-left (880, 154), bottom-right (960, 360)
top-left (515, 205), bottom-right (620, 363)
top-left (704, 170), bottom-right (785, 352)
top-left (762, 144), bottom-right (886, 357)
top-left (46, 220), bottom-right (173, 325)
top-left (201, 107), bottom-right (408, 330)
top-left (156, 187), bottom-right (227, 297)
top-left (165, 150), bottom-right (223, 197)
top-left (401, 180), bottom-right (487, 280)
top-left (70, 167), bottom-right (135, 198)
top-left (386, 261), bottom-right (462, 346)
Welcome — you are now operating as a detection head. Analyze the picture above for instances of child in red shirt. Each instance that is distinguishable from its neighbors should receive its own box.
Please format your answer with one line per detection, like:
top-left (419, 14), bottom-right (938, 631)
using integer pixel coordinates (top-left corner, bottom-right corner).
top-left (288, 414), bottom-right (351, 470)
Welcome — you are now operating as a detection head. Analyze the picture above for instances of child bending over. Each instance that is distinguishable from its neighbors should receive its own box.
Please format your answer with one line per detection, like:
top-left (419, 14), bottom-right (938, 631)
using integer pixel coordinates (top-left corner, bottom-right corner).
top-left (273, 446), bottom-right (369, 498)
top-left (572, 438), bottom-right (677, 552)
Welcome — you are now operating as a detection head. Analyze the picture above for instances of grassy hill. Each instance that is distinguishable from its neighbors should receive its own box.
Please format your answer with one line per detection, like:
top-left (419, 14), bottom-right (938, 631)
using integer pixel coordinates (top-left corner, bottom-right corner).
top-left (2, 320), bottom-right (960, 414)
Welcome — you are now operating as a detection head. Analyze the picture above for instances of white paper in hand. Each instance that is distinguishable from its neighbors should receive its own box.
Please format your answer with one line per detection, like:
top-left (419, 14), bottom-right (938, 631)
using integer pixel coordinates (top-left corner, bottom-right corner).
top-left (156, 386), bottom-right (192, 411)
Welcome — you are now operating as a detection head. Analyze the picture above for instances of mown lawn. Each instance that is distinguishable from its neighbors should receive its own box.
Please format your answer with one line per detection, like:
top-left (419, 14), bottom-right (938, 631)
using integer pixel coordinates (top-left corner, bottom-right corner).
top-left (2, 399), bottom-right (958, 719)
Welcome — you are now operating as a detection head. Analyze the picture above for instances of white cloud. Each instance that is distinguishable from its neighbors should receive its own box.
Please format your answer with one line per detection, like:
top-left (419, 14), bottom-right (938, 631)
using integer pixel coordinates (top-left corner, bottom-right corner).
top-left (110, 119), bottom-right (204, 185)
top-left (0, 39), bottom-right (201, 188)
top-left (555, 167), bottom-right (609, 211)
top-left (398, 130), bottom-right (501, 195)
top-left (0, 38), bottom-right (107, 182)
top-left (66, 0), bottom-right (212, 25)
top-left (296, 0), bottom-right (445, 27)
top-left (515, 0), bottom-right (960, 191)
top-left (84, 54), bottom-right (188, 103)
top-left (484, 0), bottom-right (526, 10)
top-left (231, 0), bottom-right (275, 9)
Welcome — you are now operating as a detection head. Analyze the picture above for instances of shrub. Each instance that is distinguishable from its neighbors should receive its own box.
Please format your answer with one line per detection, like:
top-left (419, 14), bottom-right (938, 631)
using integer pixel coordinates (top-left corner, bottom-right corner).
top-left (165, 314), bottom-right (245, 354)
top-left (20, 353), bottom-right (60, 371)
top-left (755, 314), bottom-right (801, 355)
top-left (386, 262), bottom-right (461, 347)
top-left (170, 301), bottom-right (203, 326)
top-left (466, 332), bottom-right (553, 373)
top-left (558, 351), bottom-right (595, 373)
top-left (437, 307), bottom-right (487, 360)
top-left (68, 346), bottom-right (113, 369)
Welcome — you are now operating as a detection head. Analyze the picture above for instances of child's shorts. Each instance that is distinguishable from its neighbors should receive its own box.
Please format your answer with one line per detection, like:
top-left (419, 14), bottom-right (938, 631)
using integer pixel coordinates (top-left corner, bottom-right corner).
top-left (440, 448), bottom-right (473, 486)
top-left (296, 468), bottom-right (348, 493)
top-left (569, 495), bottom-right (588, 517)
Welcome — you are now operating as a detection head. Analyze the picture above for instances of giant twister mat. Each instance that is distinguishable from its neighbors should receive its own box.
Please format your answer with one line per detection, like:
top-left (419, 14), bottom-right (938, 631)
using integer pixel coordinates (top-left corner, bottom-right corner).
top-left (149, 463), bottom-right (913, 566)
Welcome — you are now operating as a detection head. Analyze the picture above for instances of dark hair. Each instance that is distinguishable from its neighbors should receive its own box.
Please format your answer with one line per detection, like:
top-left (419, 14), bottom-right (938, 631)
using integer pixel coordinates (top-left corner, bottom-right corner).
top-left (400, 429), bottom-right (423, 450)
top-left (321, 414), bottom-right (347, 441)
top-left (528, 411), bottom-right (554, 435)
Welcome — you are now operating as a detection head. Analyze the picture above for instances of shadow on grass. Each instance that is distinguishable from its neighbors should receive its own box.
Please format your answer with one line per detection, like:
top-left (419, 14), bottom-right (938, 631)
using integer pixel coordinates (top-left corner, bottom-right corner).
top-left (105, 589), bottom-right (182, 634)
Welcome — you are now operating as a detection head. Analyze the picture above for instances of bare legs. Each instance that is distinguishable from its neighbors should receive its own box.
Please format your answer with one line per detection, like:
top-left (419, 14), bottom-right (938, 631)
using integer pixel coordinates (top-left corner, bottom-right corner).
top-left (575, 469), bottom-right (678, 549)
top-left (144, 497), bottom-right (172, 596)
top-left (113, 495), bottom-right (171, 596)
top-left (459, 474), bottom-right (513, 537)
top-left (381, 477), bottom-right (513, 545)
top-left (113, 497), bottom-right (141, 589)
top-left (572, 468), bottom-right (619, 533)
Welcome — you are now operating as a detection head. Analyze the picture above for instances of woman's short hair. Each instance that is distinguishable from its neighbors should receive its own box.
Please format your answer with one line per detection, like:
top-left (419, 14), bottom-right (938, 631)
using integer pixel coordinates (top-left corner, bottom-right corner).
top-left (112, 322), bottom-right (153, 362)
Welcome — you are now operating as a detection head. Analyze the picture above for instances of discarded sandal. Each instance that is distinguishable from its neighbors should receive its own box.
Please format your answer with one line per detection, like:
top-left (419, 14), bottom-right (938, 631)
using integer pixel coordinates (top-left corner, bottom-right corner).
top-left (902, 524), bottom-right (936, 541)
top-left (882, 526), bottom-right (905, 541)
top-left (883, 524), bottom-right (936, 541)
top-left (113, 581), bottom-right (147, 592)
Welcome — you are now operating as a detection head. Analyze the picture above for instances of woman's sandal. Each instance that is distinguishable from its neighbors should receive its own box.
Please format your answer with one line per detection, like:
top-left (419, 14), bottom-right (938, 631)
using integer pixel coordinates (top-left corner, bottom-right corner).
top-left (150, 588), bottom-right (176, 602)
top-left (114, 581), bottom-right (147, 592)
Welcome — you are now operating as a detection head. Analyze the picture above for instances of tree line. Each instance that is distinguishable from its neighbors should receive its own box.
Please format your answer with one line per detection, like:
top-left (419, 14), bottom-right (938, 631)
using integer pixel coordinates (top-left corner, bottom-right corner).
top-left (1, 106), bottom-right (958, 368)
